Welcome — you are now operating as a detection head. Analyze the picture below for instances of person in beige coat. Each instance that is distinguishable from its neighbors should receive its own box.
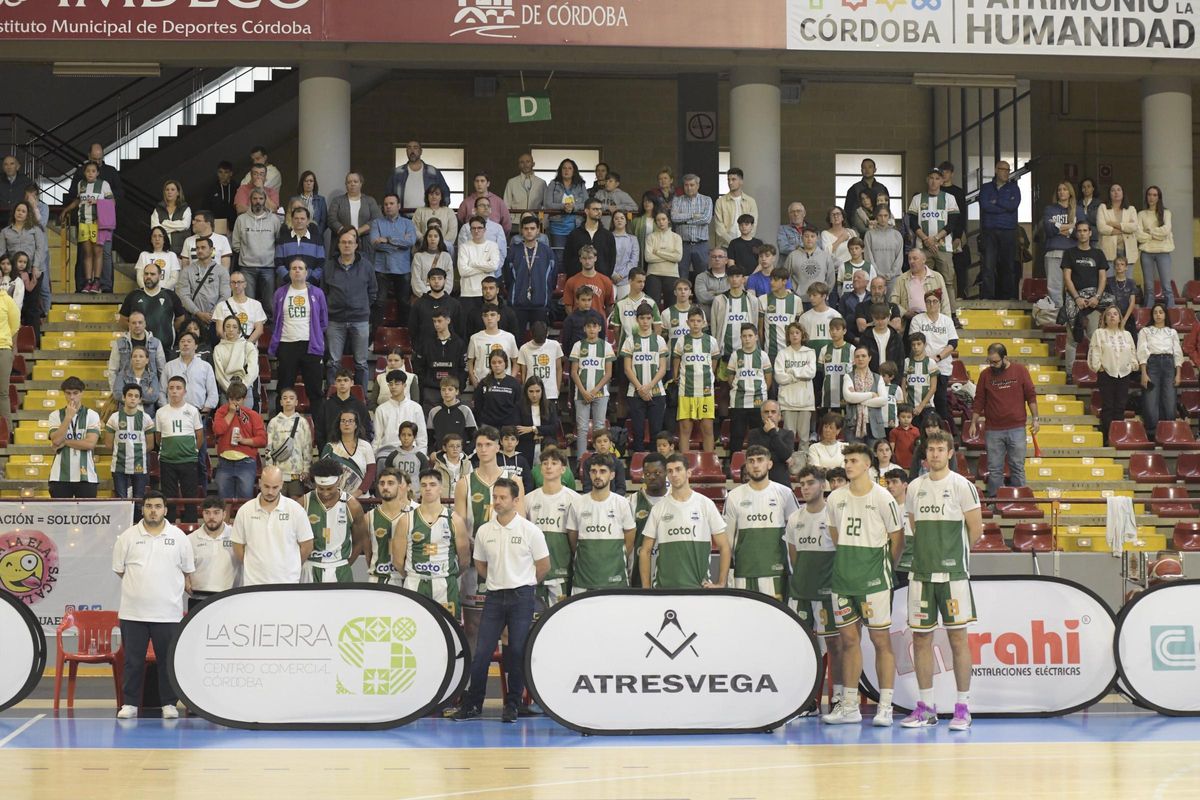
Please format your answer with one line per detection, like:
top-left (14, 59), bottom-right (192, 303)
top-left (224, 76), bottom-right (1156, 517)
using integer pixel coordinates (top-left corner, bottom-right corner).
top-left (1096, 183), bottom-right (1140, 284)
top-left (1136, 185), bottom-right (1175, 307)
top-left (890, 249), bottom-right (953, 320)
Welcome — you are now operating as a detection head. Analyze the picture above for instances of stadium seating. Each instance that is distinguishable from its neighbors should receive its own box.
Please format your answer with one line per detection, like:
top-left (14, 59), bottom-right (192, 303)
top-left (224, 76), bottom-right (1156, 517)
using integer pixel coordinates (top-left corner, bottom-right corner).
top-left (1011, 522), bottom-right (1054, 552)
top-left (1185, 280), bottom-right (1200, 305)
top-left (1156, 420), bottom-right (1198, 450)
top-left (1150, 486), bottom-right (1198, 518)
top-left (1129, 452), bottom-right (1173, 483)
top-left (1109, 420), bottom-right (1152, 450)
top-left (1070, 361), bottom-right (1098, 388)
top-left (1175, 453), bottom-right (1200, 483)
top-left (972, 523), bottom-right (1010, 552)
top-left (1020, 278), bottom-right (1048, 302)
top-left (994, 486), bottom-right (1043, 519)
top-left (1172, 522), bottom-right (1200, 551)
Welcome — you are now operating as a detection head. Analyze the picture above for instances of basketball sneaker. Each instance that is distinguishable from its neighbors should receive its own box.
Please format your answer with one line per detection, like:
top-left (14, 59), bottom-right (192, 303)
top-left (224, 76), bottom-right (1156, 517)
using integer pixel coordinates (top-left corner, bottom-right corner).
top-left (900, 701), bottom-right (939, 728)
top-left (116, 704), bottom-right (137, 719)
top-left (821, 699), bottom-right (862, 725)
top-left (949, 703), bottom-right (972, 731)
top-left (872, 704), bottom-right (894, 727)
top-left (161, 705), bottom-right (179, 720)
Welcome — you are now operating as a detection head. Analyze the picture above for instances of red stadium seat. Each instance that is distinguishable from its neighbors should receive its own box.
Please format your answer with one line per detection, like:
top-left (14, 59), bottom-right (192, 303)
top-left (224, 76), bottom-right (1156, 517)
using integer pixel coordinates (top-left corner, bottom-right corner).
top-left (373, 326), bottom-right (411, 355)
top-left (10, 354), bottom-right (25, 384)
top-left (1109, 420), bottom-right (1152, 450)
top-left (1172, 522), bottom-right (1200, 551)
top-left (1075, 337), bottom-right (1089, 359)
top-left (692, 451), bottom-right (726, 484)
top-left (258, 355), bottom-right (272, 382)
top-left (1011, 522), bottom-right (1054, 552)
top-left (0, 417), bottom-right (9, 446)
top-left (729, 451), bottom-right (746, 482)
top-left (694, 485), bottom-right (726, 501)
top-left (629, 451), bottom-right (646, 483)
top-left (1185, 280), bottom-right (1200, 305)
top-left (1156, 420), bottom-right (1198, 450)
top-left (954, 452), bottom-right (969, 476)
top-left (1182, 390), bottom-right (1200, 419)
top-left (1053, 333), bottom-right (1067, 360)
top-left (15, 325), bottom-right (34, 354)
top-left (1181, 362), bottom-right (1199, 388)
top-left (961, 421), bottom-right (985, 451)
top-left (1176, 453), bottom-right (1200, 484)
top-left (1129, 452), bottom-right (1173, 483)
top-left (1021, 278), bottom-right (1048, 303)
top-left (1154, 280), bottom-right (1182, 305)
top-left (951, 360), bottom-right (969, 383)
top-left (292, 383), bottom-right (311, 413)
top-left (995, 486), bottom-right (1043, 519)
top-left (971, 523), bottom-right (1010, 552)
top-left (718, 418), bottom-right (731, 448)
top-left (1134, 307), bottom-right (1152, 328)
top-left (1150, 486), bottom-right (1199, 518)
top-left (258, 334), bottom-right (271, 353)
top-left (1070, 361), bottom-right (1097, 388)
top-left (1170, 307), bottom-right (1197, 334)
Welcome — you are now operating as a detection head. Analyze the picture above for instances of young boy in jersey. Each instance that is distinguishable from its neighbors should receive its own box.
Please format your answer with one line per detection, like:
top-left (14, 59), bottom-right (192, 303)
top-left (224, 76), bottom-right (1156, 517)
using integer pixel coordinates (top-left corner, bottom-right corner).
top-left (385, 421), bottom-right (429, 485)
top-left (367, 468), bottom-right (409, 586)
top-left (884, 468), bottom-right (913, 588)
top-left (498, 425), bottom-right (534, 493)
top-left (724, 445), bottom-right (798, 600)
top-left (48, 375), bottom-right (102, 500)
top-left (785, 465), bottom-right (844, 710)
top-left (904, 332), bottom-right (938, 420)
top-left (155, 376), bottom-right (204, 522)
top-left (187, 498), bottom-right (239, 609)
top-left (818, 317), bottom-right (854, 415)
top-left (302, 459), bottom-right (370, 584)
top-left (527, 447), bottom-right (579, 606)
top-left (711, 266), bottom-right (759, 360)
top-left (673, 306), bottom-right (722, 453)
top-left (823, 443), bottom-right (904, 727)
top-left (662, 278), bottom-right (701, 351)
top-left (889, 404), bottom-right (920, 470)
top-left (106, 383), bottom-right (156, 512)
top-left (759, 266), bottom-right (802, 365)
top-left (516, 321), bottom-right (564, 403)
top-left (399, 469), bottom-right (471, 618)
top-left (467, 306), bottom-right (519, 388)
top-left (569, 316), bottom-right (616, 459)
top-left (727, 323), bottom-right (773, 453)
top-left (622, 303), bottom-right (670, 453)
top-left (567, 453), bottom-right (636, 593)
top-left (901, 430), bottom-right (983, 731)
top-left (629, 452), bottom-right (668, 587)
top-left (799, 283), bottom-right (840, 410)
top-left (609, 268), bottom-right (662, 352)
top-left (431, 432), bottom-right (472, 499)
top-left (832, 238), bottom-right (876, 302)
top-left (428, 377), bottom-right (478, 458)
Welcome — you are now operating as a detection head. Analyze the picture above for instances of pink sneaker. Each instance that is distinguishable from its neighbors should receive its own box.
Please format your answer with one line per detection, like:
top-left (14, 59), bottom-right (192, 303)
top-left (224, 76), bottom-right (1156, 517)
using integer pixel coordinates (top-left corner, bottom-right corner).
top-left (950, 703), bottom-right (972, 731)
top-left (899, 701), bottom-right (938, 728)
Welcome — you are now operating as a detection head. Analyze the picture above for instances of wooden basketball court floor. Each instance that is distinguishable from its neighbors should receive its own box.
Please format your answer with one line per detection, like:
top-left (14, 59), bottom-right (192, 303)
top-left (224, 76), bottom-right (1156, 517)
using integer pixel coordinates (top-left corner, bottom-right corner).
top-left (3, 698), bottom-right (1200, 800)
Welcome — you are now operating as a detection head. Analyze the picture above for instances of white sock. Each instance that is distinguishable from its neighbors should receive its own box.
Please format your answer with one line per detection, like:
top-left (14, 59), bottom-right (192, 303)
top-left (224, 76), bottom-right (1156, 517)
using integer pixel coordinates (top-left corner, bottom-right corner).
top-left (879, 688), bottom-right (894, 707)
top-left (832, 684), bottom-right (844, 700)
top-left (957, 692), bottom-right (970, 705)
top-left (920, 688), bottom-right (935, 706)
top-left (843, 687), bottom-right (859, 704)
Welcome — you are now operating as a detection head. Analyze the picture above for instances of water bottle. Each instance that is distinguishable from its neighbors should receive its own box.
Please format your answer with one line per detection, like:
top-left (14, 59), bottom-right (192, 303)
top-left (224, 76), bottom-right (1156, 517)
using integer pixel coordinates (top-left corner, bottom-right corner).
top-left (232, 425), bottom-right (241, 446)
top-left (88, 633), bottom-right (98, 656)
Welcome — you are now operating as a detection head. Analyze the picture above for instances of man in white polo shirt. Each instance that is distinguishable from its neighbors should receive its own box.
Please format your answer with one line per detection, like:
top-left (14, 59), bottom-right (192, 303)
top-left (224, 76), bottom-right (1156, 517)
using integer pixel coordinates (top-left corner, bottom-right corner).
top-left (187, 497), bottom-right (240, 609)
top-left (112, 491), bottom-right (194, 720)
top-left (453, 477), bottom-right (549, 724)
top-left (231, 465), bottom-right (313, 585)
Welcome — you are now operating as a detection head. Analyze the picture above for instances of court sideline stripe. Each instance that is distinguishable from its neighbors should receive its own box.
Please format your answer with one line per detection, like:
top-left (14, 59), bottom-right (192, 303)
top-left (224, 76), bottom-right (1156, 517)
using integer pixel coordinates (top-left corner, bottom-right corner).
top-left (0, 715), bottom-right (45, 749)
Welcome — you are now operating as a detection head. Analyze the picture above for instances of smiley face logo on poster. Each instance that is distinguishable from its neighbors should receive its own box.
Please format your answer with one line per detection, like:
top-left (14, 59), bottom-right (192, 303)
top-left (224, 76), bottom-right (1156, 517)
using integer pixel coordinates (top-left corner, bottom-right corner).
top-left (0, 530), bottom-right (58, 606)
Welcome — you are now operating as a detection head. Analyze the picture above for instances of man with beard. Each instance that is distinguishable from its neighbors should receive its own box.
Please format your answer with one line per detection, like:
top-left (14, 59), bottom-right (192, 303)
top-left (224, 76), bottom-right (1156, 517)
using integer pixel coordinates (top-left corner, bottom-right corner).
top-left (366, 468), bottom-right (412, 586)
top-left (187, 497), bottom-right (239, 609)
top-left (629, 452), bottom-right (668, 587)
top-left (119, 263), bottom-right (186, 355)
top-left (300, 459), bottom-right (369, 584)
top-left (232, 187), bottom-right (281, 307)
top-left (723, 445), bottom-right (798, 600)
top-left (566, 453), bottom-right (635, 593)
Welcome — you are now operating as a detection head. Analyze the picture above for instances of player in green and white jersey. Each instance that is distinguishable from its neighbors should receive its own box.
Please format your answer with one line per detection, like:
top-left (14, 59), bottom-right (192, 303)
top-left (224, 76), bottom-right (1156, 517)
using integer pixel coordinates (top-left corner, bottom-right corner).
top-left (817, 317), bottom-right (855, 412)
top-left (785, 465), bottom-right (844, 708)
top-left (798, 282), bottom-right (841, 355)
top-left (904, 331), bottom-right (938, 416)
top-left (710, 267), bottom-right (759, 358)
top-left (569, 317), bottom-right (616, 458)
top-left (662, 278), bottom-right (704, 352)
top-left (525, 447), bottom-right (579, 605)
top-left (567, 454), bottom-right (635, 592)
top-left (758, 267), bottom-right (803, 364)
top-left (608, 269), bottom-right (662, 351)
top-left (673, 306), bottom-right (722, 453)
top-left (639, 453), bottom-right (730, 589)
top-left (48, 376), bottom-right (102, 496)
top-left (724, 446), bottom-right (797, 600)
top-left (831, 239), bottom-right (877, 299)
top-left (884, 468), bottom-right (913, 583)
top-left (399, 469), bottom-right (471, 618)
top-left (455, 426), bottom-right (526, 604)
top-left (900, 430), bottom-right (983, 732)
top-left (622, 303), bottom-right (670, 453)
top-left (629, 452), bottom-right (668, 587)
top-left (367, 468), bottom-right (411, 586)
top-left (823, 443), bottom-right (904, 727)
top-left (727, 324), bottom-right (773, 453)
top-left (105, 382), bottom-right (156, 504)
top-left (302, 459), bottom-right (369, 584)
top-left (907, 168), bottom-right (961, 298)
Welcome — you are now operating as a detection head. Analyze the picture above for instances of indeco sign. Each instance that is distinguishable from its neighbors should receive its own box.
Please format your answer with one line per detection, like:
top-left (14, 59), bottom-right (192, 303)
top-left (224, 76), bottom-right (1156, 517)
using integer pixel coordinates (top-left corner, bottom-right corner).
top-left (0, 590), bottom-right (45, 713)
top-left (169, 585), bottom-right (466, 729)
top-left (525, 590), bottom-right (821, 734)
top-left (1115, 580), bottom-right (1200, 715)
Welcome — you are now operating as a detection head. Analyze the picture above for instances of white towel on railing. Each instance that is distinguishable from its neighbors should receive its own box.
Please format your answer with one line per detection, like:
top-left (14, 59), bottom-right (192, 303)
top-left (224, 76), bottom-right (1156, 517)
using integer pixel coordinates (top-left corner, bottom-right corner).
top-left (1105, 496), bottom-right (1138, 556)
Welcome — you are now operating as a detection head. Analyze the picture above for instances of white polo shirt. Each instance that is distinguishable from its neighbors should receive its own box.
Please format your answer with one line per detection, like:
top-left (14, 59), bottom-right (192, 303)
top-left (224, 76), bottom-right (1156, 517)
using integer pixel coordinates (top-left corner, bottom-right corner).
top-left (112, 521), bottom-right (195, 623)
top-left (187, 524), bottom-right (241, 593)
top-left (231, 495), bottom-right (313, 586)
top-left (473, 513), bottom-right (549, 591)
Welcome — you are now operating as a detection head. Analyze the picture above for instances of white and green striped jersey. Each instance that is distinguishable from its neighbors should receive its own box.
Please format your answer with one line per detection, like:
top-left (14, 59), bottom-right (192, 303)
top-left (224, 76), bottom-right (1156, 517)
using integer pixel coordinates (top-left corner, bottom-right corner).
top-left (724, 481), bottom-right (798, 579)
top-left (663, 304), bottom-right (702, 352)
top-left (368, 506), bottom-right (406, 581)
top-left (305, 491), bottom-right (355, 565)
top-left (713, 290), bottom-right (758, 356)
top-left (904, 355), bottom-right (937, 407)
top-left (569, 338), bottom-right (616, 398)
top-left (884, 383), bottom-right (902, 428)
top-left (906, 472), bottom-right (981, 582)
top-left (832, 260), bottom-right (877, 297)
top-left (154, 403), bottom-right (204, 464)
top-left (568, 492), bottom-right (636, 589)
top-left (784, 504), bottom-right (835, 601)
top-left (908, 192), bottom-right (959, 252)
top-left (727, 347), bottom-right (772, 409)
top-left (827, 483), bottom-right (903, 596)
top-left (621, 331), bottom-right (669, 397)
top-left (407, 505), bottom-right (460, 580)
top-left (609, 293), bottom-right (662, 350)
top-left (816, 342), bottom-right (854, 409)
top-left (758, 291), bottom-right (802, 361)
top-left (643, 490), bottom-right (726, 589)
top-left (106, 410), bottom-right (154, 476)
top-left (673, 333), bottom-right (721, 398)
top-left (49, 407), bottom-right (101, 483)
top-left (526, 486), bottom-right (578, 583)
top-left (798, 306), bottom-right (842, 355)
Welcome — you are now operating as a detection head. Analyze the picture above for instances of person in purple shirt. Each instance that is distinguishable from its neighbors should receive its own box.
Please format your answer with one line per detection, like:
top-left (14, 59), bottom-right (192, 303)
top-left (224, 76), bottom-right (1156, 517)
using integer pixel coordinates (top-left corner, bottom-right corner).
top-left (269, 258), bottom-right (328, 422)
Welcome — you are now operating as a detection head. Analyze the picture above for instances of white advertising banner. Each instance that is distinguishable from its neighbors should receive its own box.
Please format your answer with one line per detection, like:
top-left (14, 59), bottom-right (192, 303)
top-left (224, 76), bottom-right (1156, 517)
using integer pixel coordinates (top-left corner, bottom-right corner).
top-left (170, 585), bottom-right (459, 729)
top-left (0, 501), bottom-right (133, 633)
top-left (786, 0), bottom-right (1200, 59)
top-left (0, 591), bottom-right (45, 713)
top-left (862, 577), bottom-right (1116, 715)
top-left (1115, 580), bottom-right (1200, 715)
top-left (526, 590), bottom-right (822, 734)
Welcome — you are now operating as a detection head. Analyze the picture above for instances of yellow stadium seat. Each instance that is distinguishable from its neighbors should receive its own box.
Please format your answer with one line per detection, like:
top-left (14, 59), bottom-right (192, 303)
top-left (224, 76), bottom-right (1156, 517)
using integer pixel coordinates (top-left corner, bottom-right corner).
top-left (1026, 456), bottom-right (1122, 481)
top-left (32, 361), bottom-right (110, 382)
top-left (956, 310), bottom-right (1032, 330)
top-left (42, 331), bottom-right (122, 351)
top-left (21, 389), bottom-right (110, 412)
top-left (958, 338), bottom-right (1049, 358)
top-left (48, 303), bottom-right (120, 325)
top-left (1059, 526), bottom-right (1164, 552)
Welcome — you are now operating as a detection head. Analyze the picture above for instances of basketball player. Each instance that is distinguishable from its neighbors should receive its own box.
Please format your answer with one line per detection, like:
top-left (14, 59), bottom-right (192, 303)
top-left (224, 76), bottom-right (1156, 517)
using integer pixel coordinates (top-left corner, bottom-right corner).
top-left (567, 453), bottom-right (635, 593)
top-left (302, 459), bottom-right (369, 583)
top-left (398, 469), bottom-right (470, 618)
top-left (639, 453), bottom-right (730, 589)
top-left (822, 443), bottom-right (904, 727)
top-left (629, 452), bottom-right (668, 586)
top-left (900, 430), bottom-right (982, 731)
top-left (525, 448), bottom-right (579, 604)
top-left (724, 445), bottom-right (798, 600)
top-left (367, 468), bottom-right (411, 585)
top-left (455, 426), bottom-right (526, 537)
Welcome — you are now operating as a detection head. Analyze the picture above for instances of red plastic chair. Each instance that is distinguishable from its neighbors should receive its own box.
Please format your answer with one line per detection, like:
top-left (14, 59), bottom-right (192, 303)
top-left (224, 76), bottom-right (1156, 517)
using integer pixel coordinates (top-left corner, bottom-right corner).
top-left (1129, 452), bottom-right (1173, 483)
top-left (1170, 307), bottom-right (1197, 334)
top-left (1134, 308), bottom-right (1153, 328)
top-left (960, 421), bottom-right (985, 451)
top-left (1011, 522), bottom-right (1054, 552)
top-left (1172, 521), bottom-right (1200, 551)
top-left (1054, 333), bottom-right (1067, 360)
top-left (629, 451), bottom-right (647, 483)
top-left (729, 451), bottom-right (746, 482)
top-left (1154, 280), bottom-right (1182, 305)
top-left (994, 486), bottom-right (1043, 519)
top-left (55, 610), bottom-right (123, 710)
top-left (1021, 278), bottom-right (1048, 303)
top-left (1070, 361), bottom-right (1098, 388)
top-left (694, 485), bottom-right (726, 502)
top-left (1181, 390), bottom-right (1200, 418)
top-left (1182, 362), bottom-right (1200, 388)
top-left (692, 451), bottom-right (727, 484)
top-left (1109, 420), bottom-right (1152, 451)
top-left (1156, 420), bottom-right (1198, 450)
top-left (1074, 337), bottom-right (1090, 360)
top-left (10, 353), bottom-right (26, 384)
top-left (373, 326), bottom-right (411, 355)
top-left (1176, 452), bottom-right (1200, 484)
top-left (951, 360), bottom-right (969, 384)
top-left (291, 383), bottom-right (311, 413)
top-left (1150, 486), bottom-right (1199, 518)
top-left (1185, 280), bottom-right (1200, 305)
top-left (258, 354), bottom-right (273, 382)
top-left (971, 523), bottom-right (1010, 552)
top-left (15, 325), bottom-right (34, 354)
top-left (718, 418), bottom-right (731, 449)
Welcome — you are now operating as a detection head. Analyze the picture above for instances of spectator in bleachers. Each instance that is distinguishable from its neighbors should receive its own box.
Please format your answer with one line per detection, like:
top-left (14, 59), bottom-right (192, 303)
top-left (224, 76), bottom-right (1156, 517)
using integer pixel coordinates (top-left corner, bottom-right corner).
top-left (164, 331), bottom-right (218, 415)
top-left (150, 180), bottom-right (191, 256)
top-left (213, 316), bottom-right (259, 408)
top-left (108, 310), bottom-right (168, 391)
top-left (908, 168), bottom-right (960, 300)
top-left (1042, 182), bottom-right (1085, 308)
top-left (318, 367), bottom-right (372, 450)
top-left (563, 197), bottom-right (616, 279)
top-left (0, 155), bottom-right (34, 225)
top-left (177, 237), bottom-right (231, 344)
top-left (321, 409), bottom-right (376, 497)
top-left (891, 249), bottom-right (952, 321)
top-left (1089, 305), bottom-right (1139, 447)
top-left (264, 386), bottom-right (312, 498)
top-left (562, 245), bottom-right (615, 319)
top-left (746, 401), bottom-right (794, 486)
top-left (1096, 183), bottom-right (1139, 284)
top-left (968, 344), bottom-right (1039, 495)
top-left (273, 204), bottom-right (325, 289)
top-left (410, 227), bottom-right (454, 304)
top-left (644, 209), bottom-right (684, 307)
top-left (712, 168), bottom-right (757, 251)
top-left (387, 140), bottom-right (452, 215)
top-left (213, 270), bottom-right (267, 345)
top-left (234, 164), bottom-right (279, 217)
top-left (820, 206), bottom-right (854, 268)
top-left (111, 346), bottom-right (162, 414)
top-left (515, 376), bottom-right (558, 468)
top-left (238, 145), bottom-right (282, 191)
top-left (1137, 302), bottom-right (1184, 441)
top-left (48, 376), bottom-right (101, 498)
top-left (21, 184), bottom-right (51, 290)
top-left (938, 162), bottom-right (971, 298)
top-left (0, 283), bottom-right (16, 432)
top-left (693, 248), bottom-right (730, 327)
top-left (2, 201), bottom-right (46, 280)
top-left (135, 227), bottom-right (180, 292)
top-left (503, 215), bottom-right (557, 339)
top-left (908, 291), bottom-right (958, 421)
top-left (63, 145), bottom-right (122, 293)
top-left (13, 252), bottom-right (40, 342)
top-left (671, 174), bottom-right (713, 282)
top-left (0, 253), bottom-right (23, 311)
top-left (786, 228), bottom-right (836, 304)
top-left (855, 276), bottom-right (904, 338)
top-left (212, 380), bottom-right (266, 500)
top-left (413, 306), bottom-right (468, 408)
top-left (105, 382), bottom-right (156, 507)
top-left (429, 377), bottom-right (477, 457)
top-left (777, 202), bottom-right (817, 261)
top-left (155, 375), bottom-right (204, 521)
top-left (1078, 177), bottom-right (1101, 228)
top-left (774, 322), bottom-right (816, 446)
top-left (370, 193), bottom-right (418, 332)
top-left (843, 158), bottom-right (890, 222)
top-left (373, 370), bottom-right (427, 466)
top-left (837, 269), bottom-right (872, 330)
top-left (546, 159), bottom-right (588, 250)
top-left (746, 245), bottom-right (779, 299)
top-left (59, 160), bottom-right (114, 295)
top-left (456, 196), bottom-right (509, 265)
top-left (475, 350), bottom-right (523, 434)
top-left (1137, 185), bottom-right (1175, 307)
top-left (727, 216), bottom-right (763, 274)
top-left (323, 227), bottom-right (377, 393)
top-left (328, 172), bottom-right (381, 263)
top-left (610, 209), bottom-right (639, 300)
top-left (842, 347), bottom-right (888, 445)
top-left (232, 187), bottom-right (281, 305)
top-left (1062, 220), bottom-right (1108, 365)
top-left (850, 191), bottom-right (874, 238)
top-left (1108, 256), bottom-right (1141, 334)
top-left (181, 211), bottom-right (232, 270)
top-left (295, 170), bottom-right (328, 235)
top-left (978, 160), bottom-right (1022, 301)
top-left (458, 215), bottom-right (502, 326)
top-left (864, 207), bottom-right (904, 293)
top-left (888, 404), bottom-right (920, 470)
top-left (807, 412), bottom-right (846, 470)
top-left (726, 323), bottom-right (772, 453)
top-left (594, 172), bottom-right (637, 230)
top-left (711, 267), bottom-right (758, 360)
top-left (206, 161), bottom-right (237, 235)
top-left (183, 318), bottom-right (214, 364)
top-left (503, 153), bottom-right (547, 223)
top-left (457, 172), bottom-right (511, 232)
top-left (412, 184), bottom-right (458, 245)
top-left (862, 303), bottom-right (904, 373)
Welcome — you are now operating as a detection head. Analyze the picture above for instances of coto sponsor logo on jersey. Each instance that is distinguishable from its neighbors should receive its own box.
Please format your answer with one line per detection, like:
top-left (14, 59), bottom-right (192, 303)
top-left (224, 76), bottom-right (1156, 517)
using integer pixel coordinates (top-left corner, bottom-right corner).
top-left (745, 513), bottom-right (773, 523)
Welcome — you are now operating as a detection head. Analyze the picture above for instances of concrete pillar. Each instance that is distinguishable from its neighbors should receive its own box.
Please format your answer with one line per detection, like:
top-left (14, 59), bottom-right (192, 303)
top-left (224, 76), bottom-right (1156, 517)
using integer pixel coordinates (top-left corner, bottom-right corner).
top-left (730, 67), bottom-right (781, 249)
top-left (299, 62), bottom-right (351, 197)
top-left (1141, 77), bottom-right (1193, 284)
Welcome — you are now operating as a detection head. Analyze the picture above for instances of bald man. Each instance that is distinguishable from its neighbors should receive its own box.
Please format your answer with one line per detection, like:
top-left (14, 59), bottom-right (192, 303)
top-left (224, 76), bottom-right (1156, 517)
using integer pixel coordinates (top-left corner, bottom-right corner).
top-left (231, 465), bottom-right (314, 585)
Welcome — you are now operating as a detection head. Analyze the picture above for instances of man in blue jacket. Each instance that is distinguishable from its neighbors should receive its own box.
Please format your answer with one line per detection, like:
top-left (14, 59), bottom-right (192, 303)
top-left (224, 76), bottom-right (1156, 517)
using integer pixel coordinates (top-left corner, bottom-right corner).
top-left (386, 141), bottom-right (452, 215)
top-left (978, 160), bottom-right (1022, 301)
top-left (502, 215), bottom-right (558, 341)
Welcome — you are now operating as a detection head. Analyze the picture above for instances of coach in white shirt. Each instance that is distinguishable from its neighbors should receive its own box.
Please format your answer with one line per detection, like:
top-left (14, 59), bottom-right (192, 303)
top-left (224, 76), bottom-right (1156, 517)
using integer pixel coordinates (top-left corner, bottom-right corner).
top-left (453, 477), bottom-right (549, 723)
top-left (231, 466), bottom-right (313, 585)
top-left (112, 491), bottom-right (194, 720)
top-left (187, 497), bottom-right (240, 609)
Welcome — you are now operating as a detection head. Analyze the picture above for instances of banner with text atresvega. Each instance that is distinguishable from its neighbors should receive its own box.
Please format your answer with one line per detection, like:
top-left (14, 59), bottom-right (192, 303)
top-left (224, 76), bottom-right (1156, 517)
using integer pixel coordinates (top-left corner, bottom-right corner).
top-left (0, 501), bottom-right (132, 634)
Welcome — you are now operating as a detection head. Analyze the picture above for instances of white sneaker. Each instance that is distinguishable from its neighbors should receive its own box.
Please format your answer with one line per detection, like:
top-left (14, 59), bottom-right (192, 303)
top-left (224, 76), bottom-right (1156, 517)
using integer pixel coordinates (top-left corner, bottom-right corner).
top-left (116, 704), bottom-right (137, 719)
top-left (161, 704), bottom-right (179, 719)
top-left (873, 704), bottom-right (894, 727)
top-left (821, 699), bottom-right (863, 725)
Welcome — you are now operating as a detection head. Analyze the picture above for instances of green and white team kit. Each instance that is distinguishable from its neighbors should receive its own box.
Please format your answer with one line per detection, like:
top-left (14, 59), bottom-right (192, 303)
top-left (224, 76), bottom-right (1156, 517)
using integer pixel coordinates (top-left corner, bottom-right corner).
top-left (674, 333), bottom-right (721, 398)
top-left (569, 493), bottom-right (636, 590)
top-left (908, 192), bottom-right (960, 252)
top-left (304, 491), bottom-right (355, 584)
top-left (759, 291), bottom-right (802, 361)
top-left (49, 406), bottom-right (102, 483)
top-left (106, 409), bottom-right (153, 475)
top-left (525, 486), bottom-right (578, 600)
top-left (727, 347), bottom-right (772, 409)
top-left (817, 341), bottom-right (854, 409)
top-left (403, 505), bottom-right (461, 614)
top-left (155, 403), bottom-right (203, 464)
top-left (368, 505), bottom-right (406, 584)
top-left (827, 483), bottom-right (903, 596)
top-left (906, 472), bottom-right (980, 582)
top-left (609, 294), bottom-right (661, 348)
top-left (785, 505), bottom-right (836, 602)
top-left (569, 338), bottom-right (616, 398)
top-left (799, 307), bottom-right (841, 354)
top-left (643, 491), bottom-right (727, 589)
top-left (724, 482), bottom-right (798, 596)
top-left (716, 291), bottom-right (756, 355)
top-left (904, 355), bottom-right (937, 407)
top-left (622, 332), bottom-right (669, 397)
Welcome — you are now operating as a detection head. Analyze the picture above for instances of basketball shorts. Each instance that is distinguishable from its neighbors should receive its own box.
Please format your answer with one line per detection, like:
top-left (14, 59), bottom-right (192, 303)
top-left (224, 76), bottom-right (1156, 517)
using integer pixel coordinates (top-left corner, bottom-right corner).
top-left (831, 589), bottom-right (892, 629)
top-left (678, 395), bottom-right (715, 420)
top-left (908, 578), bottom-right (976, 630)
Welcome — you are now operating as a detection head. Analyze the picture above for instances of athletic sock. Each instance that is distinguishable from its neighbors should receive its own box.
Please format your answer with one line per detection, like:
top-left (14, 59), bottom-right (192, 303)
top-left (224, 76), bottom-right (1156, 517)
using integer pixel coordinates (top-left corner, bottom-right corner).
top-left (843, 687), bottom-right (859, 705)
top-left (879, 688), bottom-right (894, 707)
top-left (832, 684), bottom-right (844, 700)
top-left (920, 688), bottom-right (935, 706)
top-left (957, 692), bottom-right (970, 705)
